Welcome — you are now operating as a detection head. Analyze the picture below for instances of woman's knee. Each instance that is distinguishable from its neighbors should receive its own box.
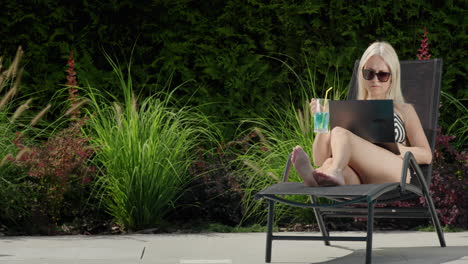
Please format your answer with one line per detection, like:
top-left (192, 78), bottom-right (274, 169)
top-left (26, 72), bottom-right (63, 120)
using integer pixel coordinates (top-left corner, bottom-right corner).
top-left (330, 126), bottom-right (351, 139)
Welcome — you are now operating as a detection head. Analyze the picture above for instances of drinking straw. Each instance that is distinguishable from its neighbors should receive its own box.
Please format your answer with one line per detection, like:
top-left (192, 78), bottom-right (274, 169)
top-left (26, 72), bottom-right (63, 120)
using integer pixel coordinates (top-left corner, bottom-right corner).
top-left (324, 86), bottom-right (333, 105)
top-left (320, 87), bottom-right (333, 130)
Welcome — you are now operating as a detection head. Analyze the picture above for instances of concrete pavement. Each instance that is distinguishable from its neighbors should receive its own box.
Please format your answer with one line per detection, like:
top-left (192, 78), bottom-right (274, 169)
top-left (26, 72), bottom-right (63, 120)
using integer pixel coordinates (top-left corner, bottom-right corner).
top-left (0, 231), bottom-right (467, 264)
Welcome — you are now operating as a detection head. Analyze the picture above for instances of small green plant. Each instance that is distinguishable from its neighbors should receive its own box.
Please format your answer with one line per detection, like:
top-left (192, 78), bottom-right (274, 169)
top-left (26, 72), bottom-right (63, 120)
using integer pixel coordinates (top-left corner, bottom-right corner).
top-left (416, 225), bottom-right (464, 233)
top-left (0, 112), bottom-right (33, 230)
top-left (439, 92), bottom-right (467, 150)
top-left (233, 57), bottom-right (347, 225)
top-left (0, 47), bottom-right (37, 231)
top-left (84, 53), bottom-right (217, 230)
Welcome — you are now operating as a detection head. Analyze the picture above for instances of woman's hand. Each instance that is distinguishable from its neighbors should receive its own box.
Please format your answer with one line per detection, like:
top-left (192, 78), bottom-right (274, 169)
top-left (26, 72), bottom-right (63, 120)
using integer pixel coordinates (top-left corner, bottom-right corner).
top-left (309, 98), bottom-right (318, 117)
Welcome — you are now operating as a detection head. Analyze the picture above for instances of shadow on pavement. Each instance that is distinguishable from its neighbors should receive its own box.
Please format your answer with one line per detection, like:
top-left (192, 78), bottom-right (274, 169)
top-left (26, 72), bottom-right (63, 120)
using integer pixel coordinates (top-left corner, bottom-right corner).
top-left (313, 246), bottom-right (468, 264)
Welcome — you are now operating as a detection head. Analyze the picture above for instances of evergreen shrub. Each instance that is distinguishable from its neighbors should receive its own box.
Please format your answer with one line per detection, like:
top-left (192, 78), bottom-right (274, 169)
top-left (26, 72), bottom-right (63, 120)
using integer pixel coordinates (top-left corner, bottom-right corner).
top-left (0, 1), bottom-right (465, 138)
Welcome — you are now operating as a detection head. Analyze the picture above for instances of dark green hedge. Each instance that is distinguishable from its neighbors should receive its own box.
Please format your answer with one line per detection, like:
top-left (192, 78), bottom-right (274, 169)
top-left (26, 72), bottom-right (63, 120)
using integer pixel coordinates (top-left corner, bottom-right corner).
top-left (1, 0), bottom-right (466, 138)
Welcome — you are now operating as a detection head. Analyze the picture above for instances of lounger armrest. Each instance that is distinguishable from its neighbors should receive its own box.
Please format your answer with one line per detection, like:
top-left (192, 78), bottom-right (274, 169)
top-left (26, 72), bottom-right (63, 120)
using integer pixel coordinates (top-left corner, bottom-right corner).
top-left (282, 153), bottom-right (293, 182)
top-left (401, 151), bottom-right (428, 193)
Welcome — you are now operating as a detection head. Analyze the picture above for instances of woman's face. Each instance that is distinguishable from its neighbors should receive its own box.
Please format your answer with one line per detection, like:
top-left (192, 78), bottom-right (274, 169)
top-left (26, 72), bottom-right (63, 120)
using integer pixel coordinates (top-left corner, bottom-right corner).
top-left (363, 55), bottom-right (392, 99)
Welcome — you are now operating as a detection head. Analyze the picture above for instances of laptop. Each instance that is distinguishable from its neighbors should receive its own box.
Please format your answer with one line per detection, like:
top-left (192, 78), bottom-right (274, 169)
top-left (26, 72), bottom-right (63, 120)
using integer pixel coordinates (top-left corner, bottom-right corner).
top-left (329, 100), bottom-right (400, 155)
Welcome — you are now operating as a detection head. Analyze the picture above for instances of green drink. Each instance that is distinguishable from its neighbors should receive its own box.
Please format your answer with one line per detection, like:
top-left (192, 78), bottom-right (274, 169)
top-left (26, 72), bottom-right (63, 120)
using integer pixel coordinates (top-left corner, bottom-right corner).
top-left (313, 98), bottom-right (330, 133)
top-left (314, 112), bottom-right (329, 133)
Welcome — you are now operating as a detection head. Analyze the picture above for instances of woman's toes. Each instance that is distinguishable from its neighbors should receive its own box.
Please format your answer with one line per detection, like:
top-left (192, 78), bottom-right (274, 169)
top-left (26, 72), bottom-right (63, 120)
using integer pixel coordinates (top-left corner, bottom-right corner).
top-left (291, 149), bottom-right (296, 162)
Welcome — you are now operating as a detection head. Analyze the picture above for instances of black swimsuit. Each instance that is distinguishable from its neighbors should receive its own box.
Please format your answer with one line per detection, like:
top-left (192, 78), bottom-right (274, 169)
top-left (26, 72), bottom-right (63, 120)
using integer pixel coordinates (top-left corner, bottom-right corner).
top-left (394, 113), bottom-right (406, 144)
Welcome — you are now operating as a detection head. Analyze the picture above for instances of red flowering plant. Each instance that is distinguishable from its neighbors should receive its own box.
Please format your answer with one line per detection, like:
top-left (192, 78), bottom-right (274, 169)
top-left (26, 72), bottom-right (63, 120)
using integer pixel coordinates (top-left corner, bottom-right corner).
top-left (12, 120), bottom-right (96, 229)
top-left (417, 27), bottom-right (432, 60)
top-left (420, 128), bottom-right (468, 228)
top-left (6, 51), bottom-right (97, 233)
top-left (66, 50), bottom-right (81, 119)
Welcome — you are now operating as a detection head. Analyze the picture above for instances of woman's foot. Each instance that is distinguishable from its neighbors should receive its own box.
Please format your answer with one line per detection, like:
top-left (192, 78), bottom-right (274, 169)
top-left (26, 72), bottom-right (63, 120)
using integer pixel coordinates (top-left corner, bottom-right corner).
top-left (291, 146), bottom-right (318, 187)
top-left (313, 163), bottom-right (345, 186)
top-left (312, 171), bottom-right (345, 186)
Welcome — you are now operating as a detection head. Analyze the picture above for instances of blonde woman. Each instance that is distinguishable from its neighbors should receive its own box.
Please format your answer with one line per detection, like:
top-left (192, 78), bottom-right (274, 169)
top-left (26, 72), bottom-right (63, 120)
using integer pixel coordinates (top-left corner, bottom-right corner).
top-left (292, 41), bottom-right (432, 186)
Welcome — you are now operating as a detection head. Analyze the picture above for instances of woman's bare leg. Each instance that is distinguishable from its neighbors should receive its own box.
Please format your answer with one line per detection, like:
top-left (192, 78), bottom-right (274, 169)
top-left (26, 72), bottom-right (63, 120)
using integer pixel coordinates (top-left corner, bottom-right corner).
top-left (319, 158), bottom-right (361, 185)
top-left (312, 133), bottom-right (332, 166)
top-left (291, 148), bottom-right (362, 186)
top-left (318, 127), bottom-right (408, 184)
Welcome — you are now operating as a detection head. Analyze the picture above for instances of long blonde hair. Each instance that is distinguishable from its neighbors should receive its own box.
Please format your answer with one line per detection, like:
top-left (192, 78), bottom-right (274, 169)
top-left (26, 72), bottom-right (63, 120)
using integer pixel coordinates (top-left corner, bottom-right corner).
top-left (357, 41), bottom-right (405, 103)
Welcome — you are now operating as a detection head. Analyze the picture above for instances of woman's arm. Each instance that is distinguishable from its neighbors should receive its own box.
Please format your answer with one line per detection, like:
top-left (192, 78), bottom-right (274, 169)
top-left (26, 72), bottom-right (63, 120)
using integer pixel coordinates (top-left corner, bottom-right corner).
top-left (398, 104), bottom-right (433, 164)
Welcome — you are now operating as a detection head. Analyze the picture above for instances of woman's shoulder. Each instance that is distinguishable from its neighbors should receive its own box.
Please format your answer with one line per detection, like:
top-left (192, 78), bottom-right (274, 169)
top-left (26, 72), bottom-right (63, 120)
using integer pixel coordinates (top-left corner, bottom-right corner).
top-left (394, 102), bottom-right (415, 112)
top-left (394, 102), bottom-right (416, 121)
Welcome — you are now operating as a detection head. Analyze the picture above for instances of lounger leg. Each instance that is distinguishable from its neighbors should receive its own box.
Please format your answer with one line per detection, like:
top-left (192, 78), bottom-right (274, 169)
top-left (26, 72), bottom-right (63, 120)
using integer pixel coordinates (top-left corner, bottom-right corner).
top-left (424, 190), bottom-right (447, 247)
top-left (411, 155), bottom-right (446, 247)
top-left (365, 201), bottom-right (375, 264)
top-left (266, 200), bottom-right (274, 263)
top-left (311, 196), bottom-right (330, 246)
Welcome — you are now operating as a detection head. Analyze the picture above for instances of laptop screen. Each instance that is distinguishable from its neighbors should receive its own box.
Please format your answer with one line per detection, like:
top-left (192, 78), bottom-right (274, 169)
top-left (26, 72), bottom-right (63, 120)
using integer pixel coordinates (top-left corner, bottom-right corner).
top-left (329, 100), bottom-right (395, 143)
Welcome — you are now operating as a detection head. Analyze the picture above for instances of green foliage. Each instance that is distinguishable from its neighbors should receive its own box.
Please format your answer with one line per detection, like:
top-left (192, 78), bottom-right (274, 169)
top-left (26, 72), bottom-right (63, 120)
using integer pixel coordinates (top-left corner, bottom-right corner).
top-left (0, 1), bottom-right (465, 141)
top-left (83, 55), bottom-right (220, 230)
top-left (0, 50), bottom-right (37, 231)
top-left (0, 109), bottom-right (31, 230)
top-left (416, 225), bottom-right (465, 233)
top-left (439, 92), bottom-right (467, 150)
top-left (0, 0), bottom-right (466, 232)
top-left (233, 62), bottom-right (347, 225)
top-left (235, 101), bottom-right (317, 225)
top-left (0, 48), bottom-right (101, 235)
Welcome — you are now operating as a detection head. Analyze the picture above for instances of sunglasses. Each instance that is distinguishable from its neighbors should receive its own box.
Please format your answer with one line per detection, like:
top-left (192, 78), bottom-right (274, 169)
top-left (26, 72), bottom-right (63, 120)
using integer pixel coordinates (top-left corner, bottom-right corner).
top-left (362, 69), bottom-right (391, 82)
